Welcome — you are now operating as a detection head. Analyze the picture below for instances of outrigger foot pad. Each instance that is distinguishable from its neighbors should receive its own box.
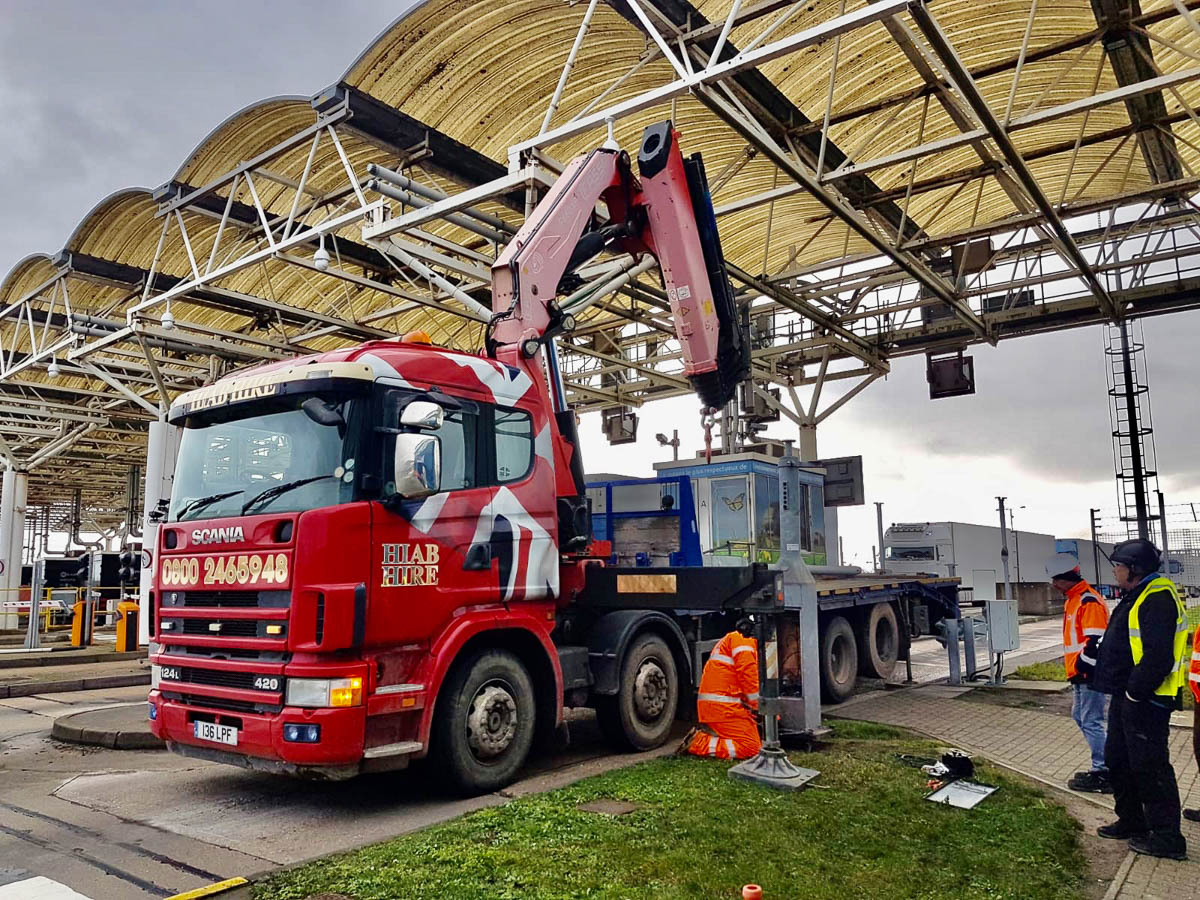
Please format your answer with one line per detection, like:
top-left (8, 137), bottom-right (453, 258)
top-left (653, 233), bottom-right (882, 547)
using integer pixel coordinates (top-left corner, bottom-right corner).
top-left (727, 747), bottom-right (819, 791)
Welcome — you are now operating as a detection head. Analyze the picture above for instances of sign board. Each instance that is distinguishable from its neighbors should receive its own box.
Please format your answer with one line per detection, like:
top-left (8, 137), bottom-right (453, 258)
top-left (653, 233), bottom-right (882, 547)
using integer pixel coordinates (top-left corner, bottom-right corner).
top-left (811, 455), bottom-right (865, 507)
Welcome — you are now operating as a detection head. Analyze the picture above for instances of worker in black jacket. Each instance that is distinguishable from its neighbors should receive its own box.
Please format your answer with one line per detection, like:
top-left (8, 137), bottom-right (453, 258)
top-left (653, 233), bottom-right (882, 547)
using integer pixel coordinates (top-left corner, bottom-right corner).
top-left (1094, 539), bottom-right (1190, 861)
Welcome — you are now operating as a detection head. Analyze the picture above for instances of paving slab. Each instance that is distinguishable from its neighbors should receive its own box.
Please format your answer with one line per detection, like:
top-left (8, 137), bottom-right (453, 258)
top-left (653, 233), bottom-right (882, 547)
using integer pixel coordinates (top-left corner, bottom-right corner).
top-left (0, 649), bottom-right (145, 670)
top-left (0, 660), bottom-right (149, 698)
top-left (51, 702), bottom-right (162, 750)
top-left (980, 678), bottom-right (1072, 693)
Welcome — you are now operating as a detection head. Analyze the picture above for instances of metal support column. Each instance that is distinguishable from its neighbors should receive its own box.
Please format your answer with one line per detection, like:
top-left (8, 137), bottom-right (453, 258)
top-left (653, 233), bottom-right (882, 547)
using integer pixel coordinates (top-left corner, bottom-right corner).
top-left (729, 442), bottom-right (820, 790)
top-left (139, 419), bottom-right (180, 646)
top-left (875, 502), bottom-right (886, 574)
top-left (0, 469), bottom-right (27, 630)
top-left (1089, 507), bottom-right (1103, 586)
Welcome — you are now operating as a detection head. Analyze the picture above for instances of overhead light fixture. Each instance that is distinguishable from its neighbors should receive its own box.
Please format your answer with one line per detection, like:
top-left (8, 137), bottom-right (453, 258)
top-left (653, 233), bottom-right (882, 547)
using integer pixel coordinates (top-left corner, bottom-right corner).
top-left (314, 234), bottom-right (331, 272)
top-left (161, 300), bottom-right (175, 331)
top-left (47, 357), bottom-right (60, 379)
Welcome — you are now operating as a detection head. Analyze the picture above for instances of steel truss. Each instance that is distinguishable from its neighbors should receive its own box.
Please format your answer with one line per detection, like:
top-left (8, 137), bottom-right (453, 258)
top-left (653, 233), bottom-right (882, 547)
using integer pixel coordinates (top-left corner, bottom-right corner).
top-left (6, 0), bottom-right (1200, 539)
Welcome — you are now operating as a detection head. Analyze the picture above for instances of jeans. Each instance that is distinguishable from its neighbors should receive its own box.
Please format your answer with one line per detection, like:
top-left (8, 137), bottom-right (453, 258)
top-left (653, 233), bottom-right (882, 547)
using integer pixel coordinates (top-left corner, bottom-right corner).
top-left (1072, 683), bottom-right (1109, 772)
top-left (1105, 692), bottom-right (1182, 838)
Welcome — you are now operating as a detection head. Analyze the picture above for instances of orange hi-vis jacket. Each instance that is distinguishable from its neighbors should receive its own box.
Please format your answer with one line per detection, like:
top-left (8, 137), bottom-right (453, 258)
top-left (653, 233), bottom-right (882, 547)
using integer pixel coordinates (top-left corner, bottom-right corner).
top-left (688, 631), bottom-right (761, 761)
top-left (1189, 624), bottom-right (1200, 705)
top-left (1063, 580), bottom-right (1108, 682)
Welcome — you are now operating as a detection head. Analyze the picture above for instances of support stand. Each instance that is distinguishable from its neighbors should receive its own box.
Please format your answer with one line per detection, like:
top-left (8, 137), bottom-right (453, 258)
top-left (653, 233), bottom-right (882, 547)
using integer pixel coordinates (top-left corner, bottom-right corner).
top-left (728, 443), bottom-right (820, 791)
top-left (728, 613), bottom-right (819, 791)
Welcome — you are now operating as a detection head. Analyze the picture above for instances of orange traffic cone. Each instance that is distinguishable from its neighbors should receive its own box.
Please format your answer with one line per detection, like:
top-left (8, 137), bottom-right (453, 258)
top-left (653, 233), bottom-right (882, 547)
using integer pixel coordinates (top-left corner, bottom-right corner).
top-left (742, 886), bottom-right (762, 900)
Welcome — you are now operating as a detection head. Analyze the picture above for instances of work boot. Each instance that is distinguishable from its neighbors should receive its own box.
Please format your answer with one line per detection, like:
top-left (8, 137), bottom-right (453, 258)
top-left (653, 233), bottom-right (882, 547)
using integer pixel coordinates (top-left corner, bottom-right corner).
top-left (1184, 808), bottom-right (1200, 823)
top-left (1097, 820), bottom-right (1149, 840)
top-left (1128, 832), bottom-right (1188, 861)
top-left (674, 726), bottom-right (699, 757)
top-left (1068, 771), bottom-right (1113, 794)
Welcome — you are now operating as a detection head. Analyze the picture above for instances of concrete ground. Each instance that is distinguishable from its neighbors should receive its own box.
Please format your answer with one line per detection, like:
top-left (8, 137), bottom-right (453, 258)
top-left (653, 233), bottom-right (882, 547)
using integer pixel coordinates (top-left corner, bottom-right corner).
top-left (0, 683), bottom-right (680, 900)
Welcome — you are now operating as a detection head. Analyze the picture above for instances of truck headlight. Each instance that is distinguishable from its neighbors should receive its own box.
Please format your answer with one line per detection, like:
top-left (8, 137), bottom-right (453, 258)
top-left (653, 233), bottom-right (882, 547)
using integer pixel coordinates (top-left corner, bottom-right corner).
top-left (285, 677), bottom-right (363, 708)
top-left (151, 665), bottom-right (160, 689)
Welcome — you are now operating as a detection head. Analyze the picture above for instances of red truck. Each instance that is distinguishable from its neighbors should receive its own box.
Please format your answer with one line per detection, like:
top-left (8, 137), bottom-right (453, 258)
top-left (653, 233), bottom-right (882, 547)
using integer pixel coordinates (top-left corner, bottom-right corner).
top-left (146, 122), bottom-right (959, 792)
top-left (147, 122), bottom-right (756, 792)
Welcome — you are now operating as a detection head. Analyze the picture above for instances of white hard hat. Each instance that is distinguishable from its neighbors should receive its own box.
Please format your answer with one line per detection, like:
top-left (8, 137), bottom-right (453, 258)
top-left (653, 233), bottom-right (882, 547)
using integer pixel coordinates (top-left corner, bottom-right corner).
top-left (1045, 553), bottom-right (1081, 580)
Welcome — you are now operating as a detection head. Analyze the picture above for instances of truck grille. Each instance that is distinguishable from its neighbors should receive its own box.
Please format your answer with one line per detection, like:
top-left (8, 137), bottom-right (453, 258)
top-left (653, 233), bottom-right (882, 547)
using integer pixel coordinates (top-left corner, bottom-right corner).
top-left (176, 667), bottom-right (266, 691)
top-left (173, 693), bottom-right (270, 715)
top-left (181, 619), bottom-right (259, 638)
top-left (161, 590), bottom-right (289, 609)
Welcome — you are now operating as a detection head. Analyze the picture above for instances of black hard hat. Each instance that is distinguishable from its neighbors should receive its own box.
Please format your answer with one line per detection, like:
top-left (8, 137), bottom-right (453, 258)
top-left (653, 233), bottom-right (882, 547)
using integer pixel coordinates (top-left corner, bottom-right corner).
top-left (1109, 539), bottom-right (1161, 573)
top-left (735, 616), bottom-right (755, 637)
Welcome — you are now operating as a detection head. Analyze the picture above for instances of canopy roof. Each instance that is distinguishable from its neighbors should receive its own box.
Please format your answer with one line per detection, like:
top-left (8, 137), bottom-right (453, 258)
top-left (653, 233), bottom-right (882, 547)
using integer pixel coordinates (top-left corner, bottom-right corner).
top-left (4, 0), bottom-right (1200, 531)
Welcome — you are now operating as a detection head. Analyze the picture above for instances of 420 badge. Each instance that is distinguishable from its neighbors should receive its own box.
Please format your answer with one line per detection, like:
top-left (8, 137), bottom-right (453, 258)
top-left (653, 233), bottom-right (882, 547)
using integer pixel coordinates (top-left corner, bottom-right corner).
top-left (160, 553), bottom-right (290, 588)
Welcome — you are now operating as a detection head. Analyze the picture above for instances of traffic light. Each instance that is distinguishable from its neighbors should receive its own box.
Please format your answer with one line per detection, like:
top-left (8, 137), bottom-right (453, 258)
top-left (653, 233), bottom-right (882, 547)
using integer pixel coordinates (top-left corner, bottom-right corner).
top-left (64, 554), bottom-right (90, 588)
top-left (118, 549), bottom-right (142, 586)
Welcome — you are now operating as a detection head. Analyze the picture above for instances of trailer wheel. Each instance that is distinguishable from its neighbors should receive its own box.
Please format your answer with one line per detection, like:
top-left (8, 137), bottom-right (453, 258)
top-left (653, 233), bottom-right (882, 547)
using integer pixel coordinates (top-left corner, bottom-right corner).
top-left (595, 633), bottom-right (679, 751)
top-left (820, 615), bottom-right (858, 704)
top-left (858, 603), bottom-right (900, 681)
top-left (433, 649), bottom-right (536, 795)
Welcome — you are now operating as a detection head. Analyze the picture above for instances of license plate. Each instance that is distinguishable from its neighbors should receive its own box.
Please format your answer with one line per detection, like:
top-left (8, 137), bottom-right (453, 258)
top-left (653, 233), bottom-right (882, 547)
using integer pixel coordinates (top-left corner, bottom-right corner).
top-left (194, 720), bottom-right (239, 746)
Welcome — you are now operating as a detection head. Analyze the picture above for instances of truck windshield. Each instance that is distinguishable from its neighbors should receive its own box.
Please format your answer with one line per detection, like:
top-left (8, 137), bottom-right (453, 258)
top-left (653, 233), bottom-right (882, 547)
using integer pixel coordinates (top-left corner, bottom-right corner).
top-left (886, 546), bottom-right (936, 561)
top-left (170, 394), bottom-right (362, 522)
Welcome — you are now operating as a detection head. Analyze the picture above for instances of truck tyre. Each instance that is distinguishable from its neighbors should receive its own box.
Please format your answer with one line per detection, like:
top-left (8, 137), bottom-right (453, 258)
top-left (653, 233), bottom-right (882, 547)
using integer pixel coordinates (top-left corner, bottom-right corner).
top-left (820, 615), bottom-right (858, 704)
top-left (595, 633), bottom-right (679, 751)
top-left (433, 648), bottom-right (536, 795)
top-left (858, 603), bottom-right (900, 680)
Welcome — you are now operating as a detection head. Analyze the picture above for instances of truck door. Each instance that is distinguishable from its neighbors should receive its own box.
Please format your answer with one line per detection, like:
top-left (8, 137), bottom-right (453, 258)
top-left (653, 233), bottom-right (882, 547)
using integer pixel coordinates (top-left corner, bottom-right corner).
top-left (373, 395), bottom-right (498, 643)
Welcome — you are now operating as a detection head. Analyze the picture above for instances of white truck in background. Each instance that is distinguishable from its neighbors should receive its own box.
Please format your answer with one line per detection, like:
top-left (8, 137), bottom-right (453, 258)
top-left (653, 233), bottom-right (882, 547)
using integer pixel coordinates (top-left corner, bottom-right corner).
top-left (883, 521), bottom-right (1057, 604)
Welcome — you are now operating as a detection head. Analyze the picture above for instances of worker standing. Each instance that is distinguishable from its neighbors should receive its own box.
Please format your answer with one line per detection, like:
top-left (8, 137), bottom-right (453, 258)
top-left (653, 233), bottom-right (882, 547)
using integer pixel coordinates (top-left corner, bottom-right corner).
top-left (1185, 623), bottom-right (1200, 824)
top-left (683, 618), bottom-right (761, 760)
top-left (1094, 540), bottom-right (1189, 861)
top-left (1045, 553), bottom-right (1111, 793)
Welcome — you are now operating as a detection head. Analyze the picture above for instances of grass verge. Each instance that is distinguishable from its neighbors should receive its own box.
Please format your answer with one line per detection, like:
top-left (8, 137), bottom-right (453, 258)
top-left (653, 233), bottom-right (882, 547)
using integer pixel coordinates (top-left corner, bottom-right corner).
top-left (254, 721), bottom-right (1085, 900)
top-left (1012, 659), bottom-right (1067, 682)
top-left (1013, 656), bottom-right (1194, 708)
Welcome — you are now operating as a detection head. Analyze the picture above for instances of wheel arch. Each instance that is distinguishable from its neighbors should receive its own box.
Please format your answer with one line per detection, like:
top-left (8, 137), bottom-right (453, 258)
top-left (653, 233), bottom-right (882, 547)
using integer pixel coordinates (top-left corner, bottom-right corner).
top-left (421, 614), bottom-right (562, 753)
top-left (585, 609), bottom-right (692, 697)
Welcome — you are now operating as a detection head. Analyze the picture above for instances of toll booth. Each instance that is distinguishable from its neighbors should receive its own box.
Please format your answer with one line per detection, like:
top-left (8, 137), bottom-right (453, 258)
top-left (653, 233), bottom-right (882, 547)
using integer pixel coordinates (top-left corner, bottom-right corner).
top-left (587, 452), bottom-right (838, 568)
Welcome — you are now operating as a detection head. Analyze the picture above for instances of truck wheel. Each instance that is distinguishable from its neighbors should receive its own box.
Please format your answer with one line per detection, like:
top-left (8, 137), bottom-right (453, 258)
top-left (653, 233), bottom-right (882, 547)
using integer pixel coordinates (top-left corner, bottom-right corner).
top-left (433, 649), bottom-right (536, 795)
top-left (820, 615), bottom-right (858, 704)
top-left (595, 633), bottom-right (679, 751)
top-left (858, 603), bottom-right (900, 680)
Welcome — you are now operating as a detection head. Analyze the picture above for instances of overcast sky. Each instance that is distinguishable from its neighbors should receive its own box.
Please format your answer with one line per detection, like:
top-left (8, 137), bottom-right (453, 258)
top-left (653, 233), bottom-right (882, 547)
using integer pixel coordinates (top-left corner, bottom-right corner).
top-left (2, 2), bottom-right (1197, 566)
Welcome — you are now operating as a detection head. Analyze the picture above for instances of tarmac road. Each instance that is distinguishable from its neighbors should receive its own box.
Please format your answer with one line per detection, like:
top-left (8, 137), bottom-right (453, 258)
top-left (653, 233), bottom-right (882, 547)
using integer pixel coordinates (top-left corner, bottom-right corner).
top-left (0, 687), bottom-right (670, 899)
top-left (0, 615), bottom-right (1068, 899)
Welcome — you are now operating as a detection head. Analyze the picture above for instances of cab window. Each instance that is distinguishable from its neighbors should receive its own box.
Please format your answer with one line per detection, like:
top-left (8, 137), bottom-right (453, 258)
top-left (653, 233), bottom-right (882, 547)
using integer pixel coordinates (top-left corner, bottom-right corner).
top-left (494, 407), bottom-right (533, 483)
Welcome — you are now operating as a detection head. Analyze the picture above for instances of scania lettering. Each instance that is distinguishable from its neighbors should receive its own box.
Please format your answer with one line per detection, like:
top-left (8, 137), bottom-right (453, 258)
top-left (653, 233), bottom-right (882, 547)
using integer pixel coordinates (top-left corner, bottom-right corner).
top-left (148, 123), bottom-right (958, 792)
top-left (192, 527), bottom-right (246, 545)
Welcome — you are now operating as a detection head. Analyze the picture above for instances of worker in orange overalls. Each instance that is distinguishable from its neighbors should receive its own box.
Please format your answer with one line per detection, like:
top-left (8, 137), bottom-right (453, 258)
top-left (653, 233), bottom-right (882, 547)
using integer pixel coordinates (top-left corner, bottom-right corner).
top-left (1185, 623), bottom-right (1200, 824)
top-left (683, 618), bottom-right (761, 760)
top-left (1046, 553), bottom-right (1111, 794)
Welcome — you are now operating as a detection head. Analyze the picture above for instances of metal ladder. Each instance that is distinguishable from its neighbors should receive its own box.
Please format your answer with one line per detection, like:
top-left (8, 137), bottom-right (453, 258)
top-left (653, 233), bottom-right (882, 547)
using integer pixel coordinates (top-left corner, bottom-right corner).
top-left (1104, 320), bottom-right (1159, 540)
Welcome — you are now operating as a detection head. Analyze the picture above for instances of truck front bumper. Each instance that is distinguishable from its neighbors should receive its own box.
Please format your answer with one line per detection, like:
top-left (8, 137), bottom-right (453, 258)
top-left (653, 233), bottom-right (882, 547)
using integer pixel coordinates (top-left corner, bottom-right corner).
top-left (149, 690), bottom-right (368, 778)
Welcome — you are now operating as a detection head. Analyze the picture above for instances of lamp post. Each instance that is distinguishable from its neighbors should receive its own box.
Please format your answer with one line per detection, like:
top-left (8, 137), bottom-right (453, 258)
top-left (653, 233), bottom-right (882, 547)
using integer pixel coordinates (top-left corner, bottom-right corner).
top-left (1007, 505), bottom-right (1026, 582)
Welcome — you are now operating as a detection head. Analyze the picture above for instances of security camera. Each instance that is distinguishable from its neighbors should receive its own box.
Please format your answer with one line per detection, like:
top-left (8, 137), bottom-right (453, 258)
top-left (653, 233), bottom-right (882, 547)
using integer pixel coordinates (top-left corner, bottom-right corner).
top-left (313, 245), bottom-right (331, 272)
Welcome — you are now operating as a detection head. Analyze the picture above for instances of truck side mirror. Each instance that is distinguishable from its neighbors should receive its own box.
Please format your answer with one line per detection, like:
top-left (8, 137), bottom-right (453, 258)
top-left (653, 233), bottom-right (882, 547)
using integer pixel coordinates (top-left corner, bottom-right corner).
top-left (392, 433), bottom-right (441, 499)
top-left (400, 400), bottom-right (444, 430)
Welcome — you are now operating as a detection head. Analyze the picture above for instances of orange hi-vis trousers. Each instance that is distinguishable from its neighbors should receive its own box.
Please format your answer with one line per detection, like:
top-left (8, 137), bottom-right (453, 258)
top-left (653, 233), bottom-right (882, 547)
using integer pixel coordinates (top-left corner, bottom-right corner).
top-left (687, 631), bottom-right (762, 760)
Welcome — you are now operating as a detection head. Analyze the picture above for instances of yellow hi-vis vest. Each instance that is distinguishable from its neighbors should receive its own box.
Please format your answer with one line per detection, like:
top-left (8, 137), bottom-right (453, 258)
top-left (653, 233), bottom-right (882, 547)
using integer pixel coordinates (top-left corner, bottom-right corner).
top-left (1128, 576), bottom-right (1189, 700)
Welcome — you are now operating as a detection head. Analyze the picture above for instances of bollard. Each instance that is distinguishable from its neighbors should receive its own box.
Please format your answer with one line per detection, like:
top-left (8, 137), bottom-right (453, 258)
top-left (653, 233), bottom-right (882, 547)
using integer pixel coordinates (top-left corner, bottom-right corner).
top-left (115, 600), bottom-right (139, 652)
top-left (743, 886), bottom-right (763, 900)
top-left (70, 600), bottom-right (87, 647)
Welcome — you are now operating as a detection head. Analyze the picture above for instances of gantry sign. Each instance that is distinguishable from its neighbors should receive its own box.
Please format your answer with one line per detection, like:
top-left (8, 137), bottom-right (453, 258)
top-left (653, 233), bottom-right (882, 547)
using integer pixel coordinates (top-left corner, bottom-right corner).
top-left (4, 0), bottom-right (1200, 535)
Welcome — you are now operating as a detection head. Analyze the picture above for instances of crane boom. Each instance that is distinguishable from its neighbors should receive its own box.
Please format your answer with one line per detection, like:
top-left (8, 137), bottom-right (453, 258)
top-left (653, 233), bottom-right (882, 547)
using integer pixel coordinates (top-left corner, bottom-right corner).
top-left (489, 121), bottom-right (748, 411)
